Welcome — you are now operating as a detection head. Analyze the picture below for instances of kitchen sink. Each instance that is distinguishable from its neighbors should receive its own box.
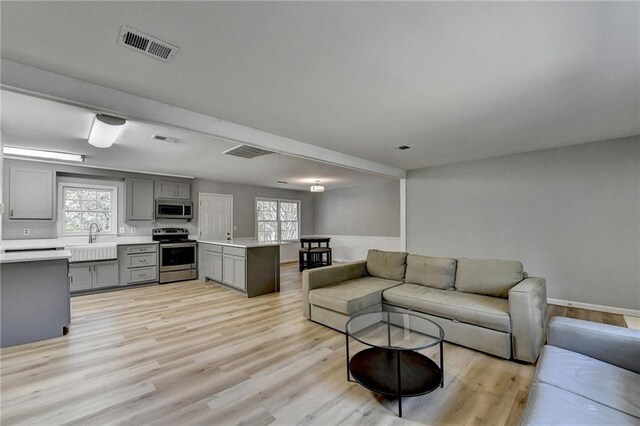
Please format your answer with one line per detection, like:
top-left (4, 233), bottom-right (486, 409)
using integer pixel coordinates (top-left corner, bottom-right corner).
top-left (66, 243), bottom-right (117, 263)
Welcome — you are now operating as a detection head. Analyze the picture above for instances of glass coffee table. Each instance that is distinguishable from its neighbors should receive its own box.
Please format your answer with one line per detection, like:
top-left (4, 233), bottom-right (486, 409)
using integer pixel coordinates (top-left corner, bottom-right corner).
top-left (345, 311), bottom-right (444, 417)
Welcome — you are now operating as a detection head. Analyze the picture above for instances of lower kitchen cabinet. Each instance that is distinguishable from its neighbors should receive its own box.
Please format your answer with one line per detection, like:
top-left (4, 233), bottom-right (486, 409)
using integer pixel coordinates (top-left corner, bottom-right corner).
top-left (70, 260), bottom-right (118, 292)
top-left (222, 254), bottom-right (246, 290)
top-left (200, 244), bottom-right (223, 282)
top-left (118, 244), bottom-right (158, 286)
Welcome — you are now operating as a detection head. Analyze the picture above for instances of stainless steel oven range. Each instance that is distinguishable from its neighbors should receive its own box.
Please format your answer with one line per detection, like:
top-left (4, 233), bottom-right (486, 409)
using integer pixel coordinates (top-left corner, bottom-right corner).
top-left (152, 228), bottom-right (197, 284)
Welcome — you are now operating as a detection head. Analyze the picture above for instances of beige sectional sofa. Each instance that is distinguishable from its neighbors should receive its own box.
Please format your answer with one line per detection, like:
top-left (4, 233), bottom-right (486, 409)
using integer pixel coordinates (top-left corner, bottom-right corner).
top-left (303, 249), bottom-right (548, 363)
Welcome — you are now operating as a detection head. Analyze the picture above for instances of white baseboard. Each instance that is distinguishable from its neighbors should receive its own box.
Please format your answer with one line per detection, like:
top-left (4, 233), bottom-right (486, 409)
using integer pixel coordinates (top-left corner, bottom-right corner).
top-left (548, 298), bottom-right (640, 317)
top-left (280, 258), bottom-right (297, 264)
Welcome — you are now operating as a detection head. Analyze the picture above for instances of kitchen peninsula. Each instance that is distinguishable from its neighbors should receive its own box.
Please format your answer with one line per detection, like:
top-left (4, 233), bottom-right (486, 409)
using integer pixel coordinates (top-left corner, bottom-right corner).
top-left (198, 239), bottom-right (281, 297)
top-left (0, 248), bottom-right (72, 347)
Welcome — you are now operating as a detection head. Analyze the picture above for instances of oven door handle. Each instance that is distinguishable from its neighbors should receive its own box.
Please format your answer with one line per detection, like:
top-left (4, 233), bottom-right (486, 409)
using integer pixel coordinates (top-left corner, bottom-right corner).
top-left (161, 243), bottom-right (196, 248)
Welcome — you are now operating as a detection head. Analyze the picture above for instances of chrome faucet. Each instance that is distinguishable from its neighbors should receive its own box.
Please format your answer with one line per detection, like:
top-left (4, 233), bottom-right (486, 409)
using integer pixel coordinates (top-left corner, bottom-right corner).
top-left (89, 222), bottom-right (101, 243)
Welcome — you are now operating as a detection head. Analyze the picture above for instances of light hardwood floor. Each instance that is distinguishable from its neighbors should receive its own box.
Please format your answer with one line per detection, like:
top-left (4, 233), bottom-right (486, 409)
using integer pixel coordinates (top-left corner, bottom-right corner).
top-left (0, 263), bottom-right (627, 425)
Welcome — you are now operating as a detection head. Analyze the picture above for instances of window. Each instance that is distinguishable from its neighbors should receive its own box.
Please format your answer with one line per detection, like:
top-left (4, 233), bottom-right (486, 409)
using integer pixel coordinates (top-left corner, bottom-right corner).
top-left (256, 198), bottom-right (300, 242)
top-left (59, 183), bottom-right (117, 235)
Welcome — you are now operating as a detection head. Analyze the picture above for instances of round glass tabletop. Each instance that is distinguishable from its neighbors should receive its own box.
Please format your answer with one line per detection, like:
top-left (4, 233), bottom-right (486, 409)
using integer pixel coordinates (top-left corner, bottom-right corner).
top-left (345, 311), bottom-right (444, 351)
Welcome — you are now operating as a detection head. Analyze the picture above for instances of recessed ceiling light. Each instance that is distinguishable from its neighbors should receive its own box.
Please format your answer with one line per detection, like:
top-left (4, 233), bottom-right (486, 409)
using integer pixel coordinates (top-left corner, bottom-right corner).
top-left (397, 145), bottom-right (411, 150)
top-left (3, 146), bottom-right (85, 162)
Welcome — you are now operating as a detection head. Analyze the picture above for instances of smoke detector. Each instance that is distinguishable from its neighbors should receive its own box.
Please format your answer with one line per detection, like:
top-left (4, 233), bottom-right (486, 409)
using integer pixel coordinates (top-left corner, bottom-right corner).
top-left (118, 26), bottom-right (178, 62)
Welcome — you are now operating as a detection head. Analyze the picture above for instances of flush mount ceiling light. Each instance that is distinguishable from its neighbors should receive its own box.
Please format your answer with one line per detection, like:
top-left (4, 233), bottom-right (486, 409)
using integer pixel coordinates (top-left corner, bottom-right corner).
top-left (88, 114), bottom-right (126, 148)
top-left (3, 146), bottom-right (85, 162)
top-left (310, 180), bottom-right (325, 193)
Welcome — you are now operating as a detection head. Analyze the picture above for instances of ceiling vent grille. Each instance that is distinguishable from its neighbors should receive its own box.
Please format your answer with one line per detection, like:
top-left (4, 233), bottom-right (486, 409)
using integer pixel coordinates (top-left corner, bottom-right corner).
top-left (152, 135), bottom-right (181, 143)
top-left (118, 26), bottom-right (178, 62)
top-left (222, 145), bottom-right (275, 159)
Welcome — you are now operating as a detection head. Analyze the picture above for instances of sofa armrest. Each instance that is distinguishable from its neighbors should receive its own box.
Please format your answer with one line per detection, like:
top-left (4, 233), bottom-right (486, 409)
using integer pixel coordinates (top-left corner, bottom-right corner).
top-left (509, 277), bottom-right (548, 362)
top-left (548, 316), bottom-right (640, 373)
top-left (302, 261), bottom-right (367, 318)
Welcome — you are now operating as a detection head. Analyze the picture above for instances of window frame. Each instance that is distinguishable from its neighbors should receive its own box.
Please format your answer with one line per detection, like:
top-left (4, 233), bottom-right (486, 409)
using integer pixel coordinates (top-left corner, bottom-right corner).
top-left (255, 197), bottom-right (301, 242)
top-left (57, 182), bottom-right (118, 237)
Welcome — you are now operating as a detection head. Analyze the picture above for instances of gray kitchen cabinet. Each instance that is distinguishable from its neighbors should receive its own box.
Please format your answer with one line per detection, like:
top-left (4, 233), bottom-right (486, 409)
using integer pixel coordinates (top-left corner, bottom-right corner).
top-left (222, 254), bottom-right (246, 290)
top-left (118, 244), bottom-right (158, 286)
top-left (157, 180), bottom-right (191, 199)
top-left (69, 263), bottom-right (93, 292)
top-left (8, 167), bottom-right (54, 220)
top-left (69, 260), bottom-right (118, 292)
top-left (212, 253), bottom-right (223, 282)
top-left (93, 261), bottom-right (119, 288)
top-left (125, 178), bottom-right (154, 221)
top-left (199, 243), bottom-right (222, 282)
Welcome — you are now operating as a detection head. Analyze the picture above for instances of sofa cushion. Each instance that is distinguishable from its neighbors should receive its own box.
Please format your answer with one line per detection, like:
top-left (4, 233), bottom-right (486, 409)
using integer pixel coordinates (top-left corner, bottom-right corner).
top-left (309, 276), bottom-right (402, 315)
top-left (535, 345), bottom-right (640, 418)
top-left (405, 254), bottom-right (456, 289)
top-left (520, 382), bottom-right (639, 426)
top-left (366, 249), bottom-right (407, 281)
top-left (455, 258), bottom-right (523, 298)
top-left (382, 284), bottom-right (511, 333)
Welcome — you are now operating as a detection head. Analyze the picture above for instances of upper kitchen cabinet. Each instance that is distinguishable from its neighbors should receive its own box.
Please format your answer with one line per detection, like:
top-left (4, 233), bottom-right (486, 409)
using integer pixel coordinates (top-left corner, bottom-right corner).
top-left (8, 167), bottom-right (55, 220)
top-left (157, 181), bottom-right (191, 200)
top-left (125, 178), bottom-right (154, 221)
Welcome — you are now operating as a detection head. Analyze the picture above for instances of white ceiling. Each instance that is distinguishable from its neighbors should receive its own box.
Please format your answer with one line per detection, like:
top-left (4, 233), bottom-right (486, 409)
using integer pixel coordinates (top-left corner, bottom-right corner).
top-left (0, 90), bottom-right (393, 190)
top-left (1, 2), bottom-right (639, 170)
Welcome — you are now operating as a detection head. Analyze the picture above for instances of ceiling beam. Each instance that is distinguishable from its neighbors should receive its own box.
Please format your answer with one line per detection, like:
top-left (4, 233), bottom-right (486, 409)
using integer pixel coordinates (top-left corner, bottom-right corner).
top-left (0, 59), bottom-right (406, 179)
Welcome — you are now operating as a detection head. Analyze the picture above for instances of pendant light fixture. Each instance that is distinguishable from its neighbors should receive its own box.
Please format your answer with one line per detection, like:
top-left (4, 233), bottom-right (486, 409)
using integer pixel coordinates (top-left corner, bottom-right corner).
top-left (310, 180), bottom-right (325, 193)
top-left (88, 114), bottom-right (126, 148)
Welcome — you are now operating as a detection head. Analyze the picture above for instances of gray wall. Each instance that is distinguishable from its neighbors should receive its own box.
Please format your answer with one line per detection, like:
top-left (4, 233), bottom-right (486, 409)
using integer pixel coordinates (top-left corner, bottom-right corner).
top-left (407, 137), bottom-right (640, 310)
top-left (2, 158), bottom-right (196, 239)
top-left (314, 179), bottom-right (400, 237)
top-left (192, 179), bottom-right (314, 238)
top-left (2, 159), bottom-right (314, 240)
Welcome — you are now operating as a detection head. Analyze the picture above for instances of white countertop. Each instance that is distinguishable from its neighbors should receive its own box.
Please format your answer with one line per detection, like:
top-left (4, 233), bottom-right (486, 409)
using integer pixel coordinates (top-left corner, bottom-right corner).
top-left (198, 239), bottom-right (295, 248)
top-left (0, 237), bottom-right (158, 252)
top-left (0, 249), bottom-right (72, 264)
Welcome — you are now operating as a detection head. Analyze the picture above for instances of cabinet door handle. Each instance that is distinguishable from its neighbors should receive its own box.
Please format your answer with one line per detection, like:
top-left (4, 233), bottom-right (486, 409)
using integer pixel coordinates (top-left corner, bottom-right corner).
top-left (10, 209), bottom-right (14, 217)
top-left (139, 258), bottom-right (146, 262)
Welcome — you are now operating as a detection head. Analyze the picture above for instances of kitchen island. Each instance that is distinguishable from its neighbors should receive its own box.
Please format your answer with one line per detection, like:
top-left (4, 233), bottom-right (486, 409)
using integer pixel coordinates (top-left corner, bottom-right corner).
top-left (198, 239), bottom-right (281, 297)
top-left (0, 249), bottom-right (72, 347)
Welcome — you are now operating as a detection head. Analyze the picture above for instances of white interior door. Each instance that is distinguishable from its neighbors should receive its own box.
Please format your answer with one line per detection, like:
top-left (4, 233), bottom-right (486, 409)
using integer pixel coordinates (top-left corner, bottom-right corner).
top-left (198, 193), bottom-right (233, 241)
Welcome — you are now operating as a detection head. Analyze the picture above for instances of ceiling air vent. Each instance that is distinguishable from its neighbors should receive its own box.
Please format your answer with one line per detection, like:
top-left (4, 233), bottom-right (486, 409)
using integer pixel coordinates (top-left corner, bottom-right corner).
top-left (222, 145), bottom-right (275, 159)
top-left (152, 135), bottom-right (181, 143)
top-left (118, 26), bottom-right (178, 62)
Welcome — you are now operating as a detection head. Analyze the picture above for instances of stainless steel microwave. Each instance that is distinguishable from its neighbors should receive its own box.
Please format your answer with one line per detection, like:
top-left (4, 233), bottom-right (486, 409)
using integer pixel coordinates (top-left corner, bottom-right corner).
top-left (155, 199), bottom-right (193, 220)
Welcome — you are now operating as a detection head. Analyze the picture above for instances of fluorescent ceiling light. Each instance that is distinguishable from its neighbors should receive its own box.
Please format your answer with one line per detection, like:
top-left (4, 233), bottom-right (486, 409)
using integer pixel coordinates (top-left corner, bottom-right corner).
top-left (3, 146), bottom-right (85, 162)
top-left (310, 180), bottom-right (325, 193)
top-left (88, 114), bottom-right (126, 148)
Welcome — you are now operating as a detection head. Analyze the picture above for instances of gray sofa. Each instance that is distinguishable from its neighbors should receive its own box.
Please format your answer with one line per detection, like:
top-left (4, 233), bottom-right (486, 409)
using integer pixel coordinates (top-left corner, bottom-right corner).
top-left (302, 249), bottom-right (548, 363)
top-left (521, 317), bottom-right (640, 425)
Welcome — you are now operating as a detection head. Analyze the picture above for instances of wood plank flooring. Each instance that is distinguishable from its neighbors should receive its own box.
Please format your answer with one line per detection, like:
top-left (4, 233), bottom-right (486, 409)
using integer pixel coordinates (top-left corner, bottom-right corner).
top-left (0, 264), bottom-right (627, 425)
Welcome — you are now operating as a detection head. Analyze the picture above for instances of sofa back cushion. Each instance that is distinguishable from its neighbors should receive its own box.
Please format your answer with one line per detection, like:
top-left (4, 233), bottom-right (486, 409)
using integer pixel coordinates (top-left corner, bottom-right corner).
top-left (366, 249), bottom-right (407, 281)
top-left (405, 255), bottom-right (457, 290)
top-left (455, 258), bottom-right (524, 298)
